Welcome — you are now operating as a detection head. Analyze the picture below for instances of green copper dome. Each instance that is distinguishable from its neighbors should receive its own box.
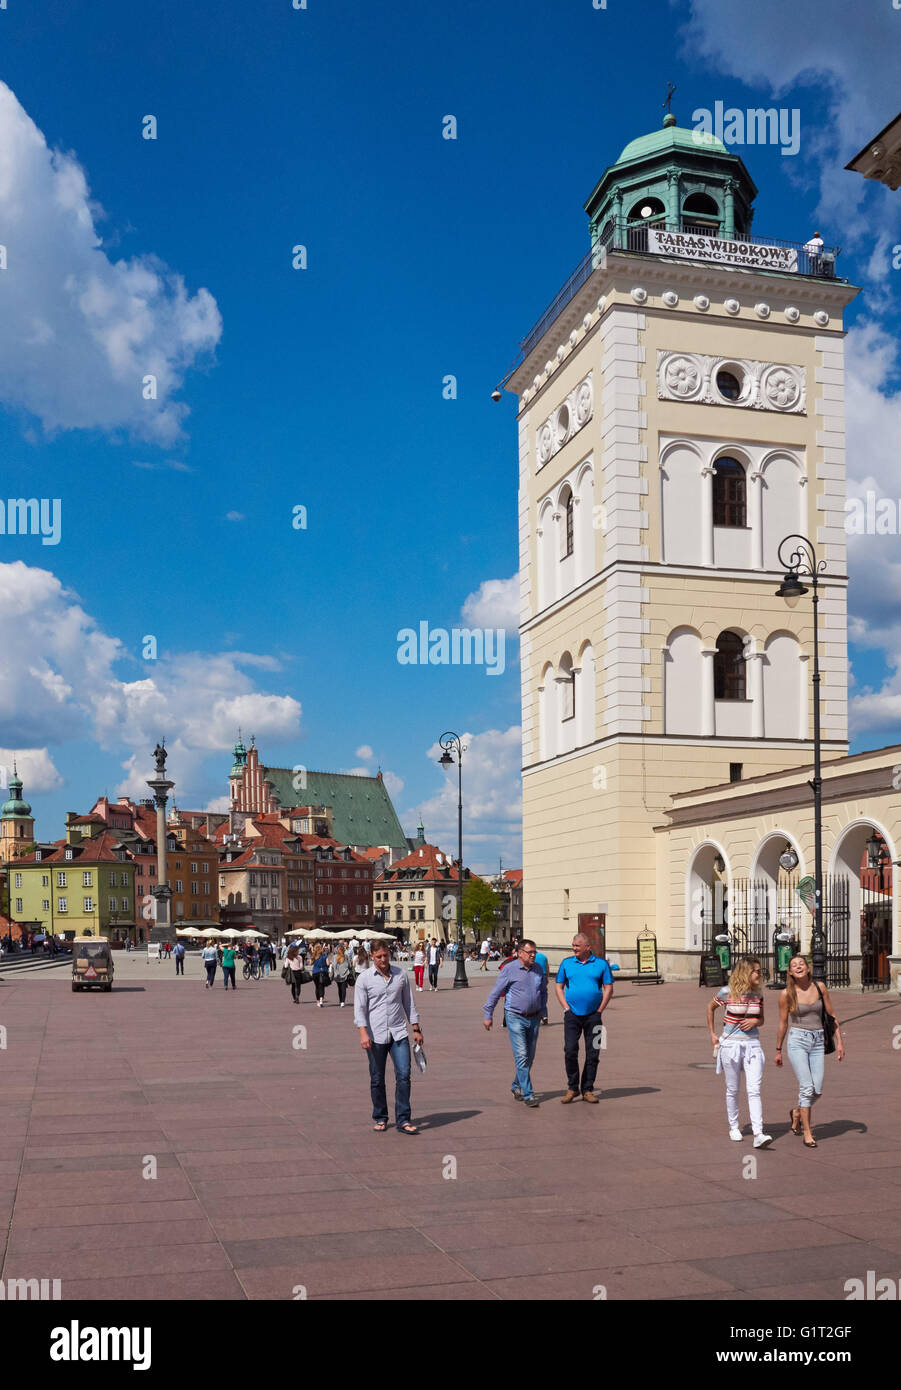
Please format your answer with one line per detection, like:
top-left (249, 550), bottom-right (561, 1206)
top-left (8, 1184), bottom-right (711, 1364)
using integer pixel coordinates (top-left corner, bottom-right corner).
top-left (615, 118), bottom-right (728, 165)
top-left (584, 112), bottom-right (757, 248)
top-left (230, 737), bottom-right (247, 777)
top-left (1, 771), bottom-right (32, 819)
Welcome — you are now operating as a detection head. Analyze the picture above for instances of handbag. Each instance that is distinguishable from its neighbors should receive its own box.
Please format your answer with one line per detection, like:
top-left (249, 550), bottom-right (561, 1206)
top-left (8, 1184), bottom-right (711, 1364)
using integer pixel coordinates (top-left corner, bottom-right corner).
top-left (299, 968), bottom-right (313, 984)
top-left (281, 966), bottom-right (292, 984)
top-left (813, 981), bottom-right (837, 1055)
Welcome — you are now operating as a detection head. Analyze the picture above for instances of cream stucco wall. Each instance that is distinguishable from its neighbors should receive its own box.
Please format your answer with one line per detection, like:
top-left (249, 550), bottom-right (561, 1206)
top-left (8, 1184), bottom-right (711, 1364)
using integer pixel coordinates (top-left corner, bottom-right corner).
top-left (512, 246), bottom-right (859, 963)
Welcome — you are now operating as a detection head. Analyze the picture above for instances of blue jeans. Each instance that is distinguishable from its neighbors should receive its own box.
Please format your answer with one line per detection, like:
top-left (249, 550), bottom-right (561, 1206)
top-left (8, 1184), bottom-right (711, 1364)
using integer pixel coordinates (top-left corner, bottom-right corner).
top-left (262, 960), bottom-right (270, 975)
top-left (222, 965), bottom-right (236, 990)
top-left (786, 1027), bottom-right (825, 1108)
top-left (367, 1037), bottom-right (412, 1128)
top-left (505, 1010), bottom-right (541, 1099)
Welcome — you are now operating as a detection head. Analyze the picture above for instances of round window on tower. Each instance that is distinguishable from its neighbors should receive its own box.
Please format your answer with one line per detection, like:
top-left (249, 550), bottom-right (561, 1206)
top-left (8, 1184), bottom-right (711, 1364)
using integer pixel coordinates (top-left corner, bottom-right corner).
top-left (715, 368), bottom-right (744, 402)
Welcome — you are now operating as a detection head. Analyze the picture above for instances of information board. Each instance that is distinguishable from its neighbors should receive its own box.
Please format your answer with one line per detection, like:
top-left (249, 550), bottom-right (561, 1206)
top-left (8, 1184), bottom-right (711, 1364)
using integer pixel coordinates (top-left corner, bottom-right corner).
top-left (699, 952), bottom-right (725, 988)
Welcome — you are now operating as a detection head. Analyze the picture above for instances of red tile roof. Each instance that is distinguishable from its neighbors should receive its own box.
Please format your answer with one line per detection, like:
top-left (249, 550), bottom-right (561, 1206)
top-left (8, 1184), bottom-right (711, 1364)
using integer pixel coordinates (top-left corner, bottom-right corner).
top-left (15, 829), bottom-right (132, 865)
top-left (374, 842), bottom-right (469, 884)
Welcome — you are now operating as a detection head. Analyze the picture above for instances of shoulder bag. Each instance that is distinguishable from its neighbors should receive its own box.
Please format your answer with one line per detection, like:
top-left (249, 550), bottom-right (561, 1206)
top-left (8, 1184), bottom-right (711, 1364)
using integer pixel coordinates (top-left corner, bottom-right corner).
top-left (813, 981), bottom-right (837, 1055)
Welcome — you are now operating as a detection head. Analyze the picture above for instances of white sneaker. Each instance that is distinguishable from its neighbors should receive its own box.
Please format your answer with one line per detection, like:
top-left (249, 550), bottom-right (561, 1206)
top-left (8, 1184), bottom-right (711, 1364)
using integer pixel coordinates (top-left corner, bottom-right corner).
top-left (728, 1127), bottom-right (743, 1141)
top-left (340, 1002), bottom-right (345, 1007)
top-left (753, 1133), bottom-right (773, 1149)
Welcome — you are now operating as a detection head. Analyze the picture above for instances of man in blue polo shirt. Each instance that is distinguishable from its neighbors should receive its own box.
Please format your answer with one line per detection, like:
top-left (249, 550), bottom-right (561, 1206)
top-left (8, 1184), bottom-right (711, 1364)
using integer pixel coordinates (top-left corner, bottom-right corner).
top-left (555, 933), bottom-right (614, 1103)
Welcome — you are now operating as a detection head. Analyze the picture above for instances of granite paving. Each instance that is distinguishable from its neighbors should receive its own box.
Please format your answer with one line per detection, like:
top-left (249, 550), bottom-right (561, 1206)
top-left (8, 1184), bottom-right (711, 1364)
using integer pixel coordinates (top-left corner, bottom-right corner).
top-left (1, 953), bottom-right (899, 1300)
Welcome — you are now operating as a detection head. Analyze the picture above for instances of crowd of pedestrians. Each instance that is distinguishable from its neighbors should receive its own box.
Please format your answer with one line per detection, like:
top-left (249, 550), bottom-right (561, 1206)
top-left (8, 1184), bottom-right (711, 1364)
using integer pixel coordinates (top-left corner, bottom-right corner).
top-left (149, 925), bottom-right (846, 1151)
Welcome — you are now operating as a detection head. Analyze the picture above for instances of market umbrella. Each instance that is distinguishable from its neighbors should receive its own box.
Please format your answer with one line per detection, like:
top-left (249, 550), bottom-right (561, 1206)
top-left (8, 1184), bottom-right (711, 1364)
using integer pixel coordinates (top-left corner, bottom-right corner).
top-left (219, 928), bottom-right (244, 938)
top-left (200, 927), bottom-right (224, 937)
top-left (176, 927), bottom-right (202, 937)
top-left (241, 928), bottom-right (268, 938)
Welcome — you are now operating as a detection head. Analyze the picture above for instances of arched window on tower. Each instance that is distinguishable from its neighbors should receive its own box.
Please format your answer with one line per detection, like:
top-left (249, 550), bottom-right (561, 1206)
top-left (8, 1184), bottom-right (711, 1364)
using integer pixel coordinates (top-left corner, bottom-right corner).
top-left (714, 630), bottom-right (746, 701)
top-left (682, 192), bottom-right (721, 235)
top-left (562, 490), bottom-right (574, 559)
top-left (626, 196), bottom-right (666, 250)
top-left (713, 457), bottom-right (747, 528)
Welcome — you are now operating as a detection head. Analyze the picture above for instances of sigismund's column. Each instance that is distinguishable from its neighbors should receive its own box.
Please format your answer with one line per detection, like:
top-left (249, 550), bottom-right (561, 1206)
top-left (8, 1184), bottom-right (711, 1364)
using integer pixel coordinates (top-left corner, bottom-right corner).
top-left (147, 741), bottom-right (174, 943)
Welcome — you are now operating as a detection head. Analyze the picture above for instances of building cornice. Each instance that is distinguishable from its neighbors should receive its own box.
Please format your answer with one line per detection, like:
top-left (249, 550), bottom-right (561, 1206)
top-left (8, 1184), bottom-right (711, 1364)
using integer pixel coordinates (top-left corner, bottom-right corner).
top-left (522, 732), bottom-right (845, 777)
top-left (508, 251), bottom-right (859, 400)
top-left (519, 561), bottom-right (848, 637)
top-left (658, 759), bottom-right (900, 831)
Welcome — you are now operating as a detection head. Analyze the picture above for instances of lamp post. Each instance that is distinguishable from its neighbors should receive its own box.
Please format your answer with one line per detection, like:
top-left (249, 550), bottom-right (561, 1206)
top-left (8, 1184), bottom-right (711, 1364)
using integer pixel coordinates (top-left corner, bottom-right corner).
top-left (776, 534), bottom-right (827, 981)
top-left (437, 731), bottom-right (468, 988)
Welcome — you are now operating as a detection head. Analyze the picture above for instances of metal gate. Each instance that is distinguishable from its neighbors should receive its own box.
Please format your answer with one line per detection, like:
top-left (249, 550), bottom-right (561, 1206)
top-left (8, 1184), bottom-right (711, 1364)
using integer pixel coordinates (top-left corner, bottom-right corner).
top-left (820, 874), bottom-right (851, 988)
top-left (730, 879), bottom-right (773, 979)
top-left (860, 876), bottom-right (892, 991)
top-left (700, 874), bottom-right (852, 986)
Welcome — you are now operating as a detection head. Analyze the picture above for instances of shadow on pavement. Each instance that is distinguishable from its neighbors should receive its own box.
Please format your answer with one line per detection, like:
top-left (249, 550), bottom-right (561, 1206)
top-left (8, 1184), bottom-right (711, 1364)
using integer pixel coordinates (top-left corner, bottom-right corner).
top-left (595, 1086), bottom-right (660, 1100)
top-left (417, 1110), bottom-right (482, 1130)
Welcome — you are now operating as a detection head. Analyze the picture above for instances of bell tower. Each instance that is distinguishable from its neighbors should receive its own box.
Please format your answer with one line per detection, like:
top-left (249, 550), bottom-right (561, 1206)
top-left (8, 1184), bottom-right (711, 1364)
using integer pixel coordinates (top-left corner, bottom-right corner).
top-left (1, 764), bottom-right (35, 865)
top-left (506, 112), bottom-right (859, 961)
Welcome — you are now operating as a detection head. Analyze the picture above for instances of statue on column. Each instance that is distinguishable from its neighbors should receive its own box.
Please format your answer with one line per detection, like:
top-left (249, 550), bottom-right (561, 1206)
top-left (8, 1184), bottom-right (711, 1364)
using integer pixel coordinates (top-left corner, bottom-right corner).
top-left (152, 741), bottom-right (167, 775)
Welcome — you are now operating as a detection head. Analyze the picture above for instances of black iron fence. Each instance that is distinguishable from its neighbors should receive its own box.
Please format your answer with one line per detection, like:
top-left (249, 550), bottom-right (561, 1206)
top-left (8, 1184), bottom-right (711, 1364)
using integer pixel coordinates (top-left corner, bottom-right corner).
top-left (860, 874), bottom-right (892, 991)
top-left (820, 874), bottom-right (851, 989)
top-left (701, 874), bottom-right (852, 987)
top-left (514, 222), bottom-right (842, 364)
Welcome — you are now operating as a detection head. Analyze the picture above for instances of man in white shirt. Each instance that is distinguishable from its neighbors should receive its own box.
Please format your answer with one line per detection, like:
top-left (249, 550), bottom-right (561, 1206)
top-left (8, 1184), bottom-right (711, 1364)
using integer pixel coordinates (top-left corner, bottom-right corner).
top-left (354, 943), bottom-right (422, 1133)
top-left (804, 231), bottom-right (824, 272)
top-left (478, 938), bottom-right (491, 971)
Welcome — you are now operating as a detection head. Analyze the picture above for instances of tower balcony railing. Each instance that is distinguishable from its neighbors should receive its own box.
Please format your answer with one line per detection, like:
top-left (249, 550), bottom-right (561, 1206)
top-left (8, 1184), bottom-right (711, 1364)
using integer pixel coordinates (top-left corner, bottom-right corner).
top-left (515, 219), bottom-right (842, 365)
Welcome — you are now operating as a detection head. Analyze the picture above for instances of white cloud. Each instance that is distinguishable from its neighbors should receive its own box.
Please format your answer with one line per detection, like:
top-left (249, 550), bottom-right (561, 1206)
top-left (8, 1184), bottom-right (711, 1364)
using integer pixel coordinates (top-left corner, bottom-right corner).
top-left (132, 459), bottom-right (192, 473)
top-left (0, 82), bottom-right (221, 443)
top-left (405, 727), bottom-right (522, 872)
top-left (225, 511), bottom-right (245, 522)
top-left (0, 747), bottom-right (62, 795)
top-left (680, 1), bottom-right (901, 243)
top-left (0, 560), bottom-right (302, 799)
top-left (382, 770), bottom-right (404, 801)
top-left (461, 575), bottom-right (519, 633)
top-left (355, 744), bottom-right (373, 760)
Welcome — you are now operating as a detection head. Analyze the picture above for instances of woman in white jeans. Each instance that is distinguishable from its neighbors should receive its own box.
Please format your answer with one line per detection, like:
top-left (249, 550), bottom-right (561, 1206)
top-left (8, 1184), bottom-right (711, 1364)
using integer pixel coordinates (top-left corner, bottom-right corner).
top-left (775, 954), bottom-right (844, 1148)
top-left (706, 957), bottom-right (773, 1148)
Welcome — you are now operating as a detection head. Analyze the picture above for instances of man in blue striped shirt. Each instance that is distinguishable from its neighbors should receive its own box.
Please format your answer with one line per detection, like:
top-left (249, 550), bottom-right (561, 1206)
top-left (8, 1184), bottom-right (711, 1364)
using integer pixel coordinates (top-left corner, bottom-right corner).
top-left (483, 940), bottom-right (547, 1107)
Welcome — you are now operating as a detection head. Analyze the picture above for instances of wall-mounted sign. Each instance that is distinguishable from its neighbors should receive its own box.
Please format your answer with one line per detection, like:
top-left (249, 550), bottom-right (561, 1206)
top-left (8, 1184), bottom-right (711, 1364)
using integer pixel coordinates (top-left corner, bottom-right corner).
top-left (647, 229), bottom-right (798, 273)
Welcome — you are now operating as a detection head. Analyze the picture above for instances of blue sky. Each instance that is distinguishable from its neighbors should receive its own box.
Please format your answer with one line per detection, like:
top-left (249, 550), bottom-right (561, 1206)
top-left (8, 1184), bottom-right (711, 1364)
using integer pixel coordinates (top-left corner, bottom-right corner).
top-left (2, 0), bottom-right (901, 870)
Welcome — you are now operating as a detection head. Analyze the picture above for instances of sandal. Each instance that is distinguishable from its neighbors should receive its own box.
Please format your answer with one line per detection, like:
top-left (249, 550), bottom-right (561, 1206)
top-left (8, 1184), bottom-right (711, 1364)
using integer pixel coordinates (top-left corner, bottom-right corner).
top-left (373, 1121), bottom-right (388, 1132)
top-left (790, 1108), bottom-right (801, 1136)
top-left (398, 1122), bottom-right (419, 1135)
top-left (803, 1136), bottom-right (817, 1148)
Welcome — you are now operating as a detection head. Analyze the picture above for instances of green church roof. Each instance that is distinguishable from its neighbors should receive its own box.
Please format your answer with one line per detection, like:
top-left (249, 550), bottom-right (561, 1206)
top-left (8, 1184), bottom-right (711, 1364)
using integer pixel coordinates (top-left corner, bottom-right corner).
top-left (615, 119), bottom-right (728, 165)
top-left (1, 771), bottom-right (32, 820)
top-left (262, 768), bottom-right (408, 852)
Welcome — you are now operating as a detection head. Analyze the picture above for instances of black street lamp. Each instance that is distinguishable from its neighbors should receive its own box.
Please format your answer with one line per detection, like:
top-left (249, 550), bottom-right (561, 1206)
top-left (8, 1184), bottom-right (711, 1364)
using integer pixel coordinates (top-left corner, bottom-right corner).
top-left (776, 534), bottom-right (827, 981)
top-left (437, 731), bottom-right (469, 989)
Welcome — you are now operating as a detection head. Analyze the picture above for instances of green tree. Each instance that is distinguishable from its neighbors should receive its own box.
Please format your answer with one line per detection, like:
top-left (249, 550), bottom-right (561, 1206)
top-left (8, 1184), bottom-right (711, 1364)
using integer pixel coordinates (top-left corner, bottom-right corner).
top-left (462, 878), bottom-right (502, 942)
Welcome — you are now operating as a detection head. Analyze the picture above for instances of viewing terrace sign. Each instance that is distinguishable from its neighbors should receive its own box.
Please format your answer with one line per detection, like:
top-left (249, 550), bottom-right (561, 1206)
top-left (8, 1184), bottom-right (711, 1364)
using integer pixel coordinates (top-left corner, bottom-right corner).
top-left (647, 229), bottom-right (798, 272)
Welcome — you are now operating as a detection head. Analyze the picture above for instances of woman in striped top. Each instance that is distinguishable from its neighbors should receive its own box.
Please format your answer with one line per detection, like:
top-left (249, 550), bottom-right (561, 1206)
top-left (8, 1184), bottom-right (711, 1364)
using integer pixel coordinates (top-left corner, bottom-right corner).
top-left (706, 957), bottom-right (773, 1148)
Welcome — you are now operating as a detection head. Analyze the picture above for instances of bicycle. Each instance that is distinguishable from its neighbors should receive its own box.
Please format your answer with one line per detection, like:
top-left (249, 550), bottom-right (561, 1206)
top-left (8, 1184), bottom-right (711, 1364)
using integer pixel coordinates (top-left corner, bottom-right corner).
top-left (242, 958), bottom-right (262, 981)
